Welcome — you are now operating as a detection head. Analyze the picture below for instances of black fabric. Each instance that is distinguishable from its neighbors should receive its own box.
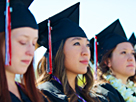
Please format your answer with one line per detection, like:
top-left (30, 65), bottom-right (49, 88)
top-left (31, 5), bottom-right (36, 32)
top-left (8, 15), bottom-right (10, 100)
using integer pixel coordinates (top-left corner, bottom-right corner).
top-left (10, 83), bottom-right (48, 102)
top-left (38, 80), bottom-right (108, 102)
top-left (21, 0), bottom-right (34, 7)
top-left (10, 84), bottom-right (31, 102)
top-left (129, 33), bottom-right (136, 46)
top-left (38, 80), bottom-right (68, 102)
top-left (94, 83), bottom-right (125, 102)
top-left (0, 0), bottom-right (38, 33)
top-left (90, 38), bottom-right (94, 62)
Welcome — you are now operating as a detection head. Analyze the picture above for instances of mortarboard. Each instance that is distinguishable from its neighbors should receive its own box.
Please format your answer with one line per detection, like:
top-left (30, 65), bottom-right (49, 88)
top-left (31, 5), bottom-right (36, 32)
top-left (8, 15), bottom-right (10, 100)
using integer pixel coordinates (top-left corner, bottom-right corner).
top-left (21, 0), bottom-right (34, 7)
top-left (90, 19), bottom-right (129, 63)
top-left (0, 0), bottom-right (38, 65)
top-left (129, 33), bottom-right (136, 46)
top-left (90, 38), bottom-right (94, 63)
top-left (37, 2), bottom-right (87, 56)
top-left (37, 2), bottom-right (87, 74)
top-left (0, 0), bottom-right (38, 33)
top-left (129, 33), bottom-right (136, 53)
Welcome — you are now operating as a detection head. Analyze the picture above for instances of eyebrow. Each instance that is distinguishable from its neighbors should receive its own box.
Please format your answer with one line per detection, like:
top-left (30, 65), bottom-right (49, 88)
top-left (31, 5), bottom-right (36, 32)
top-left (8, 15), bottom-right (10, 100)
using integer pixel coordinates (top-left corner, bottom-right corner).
top-left (87, 39), bottom-right (89, 42)
top-left (19, 35), bottom-right (38, 39)
top-left (121, 48), bottom-right (135, 52)
top-left (71, 37), bottom-right (82, 41)
top-left (71, 37), bottom-right (89, 42)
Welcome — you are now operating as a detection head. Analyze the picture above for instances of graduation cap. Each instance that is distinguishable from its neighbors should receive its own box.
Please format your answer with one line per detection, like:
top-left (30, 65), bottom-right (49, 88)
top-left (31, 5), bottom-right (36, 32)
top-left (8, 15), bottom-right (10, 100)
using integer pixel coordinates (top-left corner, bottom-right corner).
top-left (21, 0), bottom-right (34, 7)
top-left (37, 2), bottom-right (87, 74)
top-left (129, 33), bottom-right (136, 46)
top-left (0, 0), bottom-right (38, 33)
top-left (0, 0), bottom-right (38, 65)
top-left (90, 19), bottom-right (129, 79)
top-left (90, 19), bottom-right (129, 63)
top-left (37, 2), bottom-right (87, 55)
top-left (90, 38), bottom-right (94, 63)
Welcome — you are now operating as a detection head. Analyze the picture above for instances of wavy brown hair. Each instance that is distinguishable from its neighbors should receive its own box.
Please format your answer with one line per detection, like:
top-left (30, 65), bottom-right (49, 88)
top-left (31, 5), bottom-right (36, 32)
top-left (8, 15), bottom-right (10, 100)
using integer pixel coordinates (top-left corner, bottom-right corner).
top-left (37, 40), bottom-right (98, 102)
top-left (98, 46), bottom-right (136, 84)
top-left (0, 32), bottom-right (45, 102)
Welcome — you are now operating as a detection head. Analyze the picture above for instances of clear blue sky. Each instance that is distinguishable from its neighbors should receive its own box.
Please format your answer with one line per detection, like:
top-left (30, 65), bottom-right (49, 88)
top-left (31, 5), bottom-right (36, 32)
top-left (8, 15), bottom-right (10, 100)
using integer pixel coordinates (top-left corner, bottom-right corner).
top-left (29, 0), bottom-right (136, 67)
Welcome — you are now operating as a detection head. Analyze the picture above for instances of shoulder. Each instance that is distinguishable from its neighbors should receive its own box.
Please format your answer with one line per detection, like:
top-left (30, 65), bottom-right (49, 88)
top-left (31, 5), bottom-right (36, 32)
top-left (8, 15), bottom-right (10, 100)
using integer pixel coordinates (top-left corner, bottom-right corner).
top-left (100, 83), bottom-right (117, 91)
top-left (89, 92), bottom-right (109, 102)
top-left (94, 83), bottom-right (125, 102)
top-left (10, 83), bottom-right (31, 102)
top-left (38, 80), bottom-right (58, 91)
top-left (38, 80), bottom-right (68, 102)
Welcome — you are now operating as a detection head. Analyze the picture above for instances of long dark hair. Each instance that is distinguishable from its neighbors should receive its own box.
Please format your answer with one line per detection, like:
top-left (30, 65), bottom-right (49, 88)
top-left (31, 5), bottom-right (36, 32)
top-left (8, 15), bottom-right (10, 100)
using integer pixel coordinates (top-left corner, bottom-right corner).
top-left (37, 40), bottom-right (97, 102)
top-left (0, 32), bottom-right (44, 102)
top-left (98, 46), bottom-right (136, 84)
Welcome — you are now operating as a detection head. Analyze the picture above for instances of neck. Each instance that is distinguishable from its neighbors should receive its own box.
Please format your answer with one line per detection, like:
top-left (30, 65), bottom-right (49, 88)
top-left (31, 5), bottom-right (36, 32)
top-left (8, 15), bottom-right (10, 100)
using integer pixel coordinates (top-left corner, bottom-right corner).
top-left (112, 73), bottom-right (128, 84)
top-left (5, 71), bottom-right (22, 101)
top-left (5, 70), bottom-right (16, 91)
top-left (66, 71), bottom-right (77, 92)
top-left (116, 76), bottom-right (128, 84)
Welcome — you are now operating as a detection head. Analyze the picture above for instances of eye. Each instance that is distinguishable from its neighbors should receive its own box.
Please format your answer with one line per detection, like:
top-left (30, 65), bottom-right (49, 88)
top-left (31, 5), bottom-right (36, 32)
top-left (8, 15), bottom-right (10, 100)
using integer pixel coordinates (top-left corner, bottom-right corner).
top-left (132, 52), bottom-right (135, 56)
top-left (33, 43), bottom-right (36, 46)
top-left (121, 51), bottom-right (126, 54)
top-left (87, 43), bottom-right (90, 47)
top-left (73, 42), bottom-right (80, 46)
top-left (19, 41), bottom-right (26, 45)
top-left (33, 39), bottom-right (37, 46)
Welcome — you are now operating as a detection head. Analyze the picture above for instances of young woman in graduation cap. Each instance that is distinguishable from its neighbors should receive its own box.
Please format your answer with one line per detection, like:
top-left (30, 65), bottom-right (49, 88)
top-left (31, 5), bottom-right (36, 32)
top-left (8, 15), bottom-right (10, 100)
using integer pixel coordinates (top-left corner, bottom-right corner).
top-left (36, 2), bottom-right (108, 102)
top-left (0, 0), bottom-right (48, 102)
top-left (91, 19), bottom-right (136, 102)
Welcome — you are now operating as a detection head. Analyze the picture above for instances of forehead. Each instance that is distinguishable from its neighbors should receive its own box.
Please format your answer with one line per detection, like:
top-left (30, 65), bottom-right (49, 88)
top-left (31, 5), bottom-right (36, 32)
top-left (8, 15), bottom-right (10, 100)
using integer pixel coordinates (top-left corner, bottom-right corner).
top-left (115, 42), bottom-right (134, 50)
top-left (11, 27), bottom-right (38, 38)
top-left (68, 37), bottom-right (89, 41)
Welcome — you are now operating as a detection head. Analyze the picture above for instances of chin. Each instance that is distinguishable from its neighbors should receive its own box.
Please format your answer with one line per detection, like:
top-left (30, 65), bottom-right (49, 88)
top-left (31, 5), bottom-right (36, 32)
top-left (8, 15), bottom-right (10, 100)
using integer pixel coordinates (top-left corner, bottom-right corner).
top-left (79, 67), bottom-right (88, 74)
top-left (17, 69), bottom-right (28, 74)
top-left (79, 70), bottom-right (87, 74)
top-left (129, 72), bottom-right (135, 76)
top-left (126, 73), bottom-right (135, 78)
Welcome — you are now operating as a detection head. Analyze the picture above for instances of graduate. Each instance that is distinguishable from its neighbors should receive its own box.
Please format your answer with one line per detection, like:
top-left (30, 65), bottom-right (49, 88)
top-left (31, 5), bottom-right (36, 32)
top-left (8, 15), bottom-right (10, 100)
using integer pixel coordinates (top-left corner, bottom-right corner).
top-left (90, 19), bottom-right (136, 102)
top-left (36, 2), bottom-right (108, 102)
top-left (0, 0), bottom-right (48, 102)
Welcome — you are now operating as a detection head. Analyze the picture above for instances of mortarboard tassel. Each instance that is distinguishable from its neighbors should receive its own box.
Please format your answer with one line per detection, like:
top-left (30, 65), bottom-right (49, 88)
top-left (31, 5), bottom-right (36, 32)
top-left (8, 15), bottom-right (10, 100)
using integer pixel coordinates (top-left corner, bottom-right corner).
top-left (48, 20), bottom-right (52, 74)
top-left (5, 0), bottom-right (12, 66)
top-left (94, 36), bottom-right (98, 80)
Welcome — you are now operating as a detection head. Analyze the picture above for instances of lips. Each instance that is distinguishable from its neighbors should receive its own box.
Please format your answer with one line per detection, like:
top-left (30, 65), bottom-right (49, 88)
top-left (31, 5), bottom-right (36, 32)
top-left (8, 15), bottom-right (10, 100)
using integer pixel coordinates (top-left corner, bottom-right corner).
top-left (21, 60), bottom-right (30, 64)
top-left (80, 60), bottom-right (89, 65)
top-left (127, 64), bottom-right (134, 67)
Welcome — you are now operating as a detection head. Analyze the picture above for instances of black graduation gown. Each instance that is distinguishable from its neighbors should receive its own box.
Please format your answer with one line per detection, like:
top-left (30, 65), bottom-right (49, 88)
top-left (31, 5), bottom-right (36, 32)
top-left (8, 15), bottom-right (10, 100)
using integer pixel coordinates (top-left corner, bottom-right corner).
top-left (38, 80), bottom-right (108, 102)
top-left (10, 83), bottom-right (48, 102)
top-left (94, 83), bottom-right (125, 102)
top-left (10, 84), bottom-right (31, 102)
top-left (38, 80), bottom-right (68, 102)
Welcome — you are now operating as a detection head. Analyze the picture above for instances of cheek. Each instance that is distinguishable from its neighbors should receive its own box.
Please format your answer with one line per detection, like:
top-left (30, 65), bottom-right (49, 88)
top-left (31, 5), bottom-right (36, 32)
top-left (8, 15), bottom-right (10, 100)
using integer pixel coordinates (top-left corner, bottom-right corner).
top-left (64, 52), bottom-right (74, 67)
top-left (64, 51), bottom-right (78, 69)
top-left (111, 56), bottom-right (126, 70)
top-left (88, 51), bottom-right (91, 59)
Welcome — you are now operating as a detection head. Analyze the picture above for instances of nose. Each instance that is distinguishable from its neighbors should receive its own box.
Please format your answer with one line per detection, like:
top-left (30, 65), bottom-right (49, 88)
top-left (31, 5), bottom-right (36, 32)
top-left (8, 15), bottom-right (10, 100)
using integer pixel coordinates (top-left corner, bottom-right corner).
top-left (25, 44), bottom-right (35, 56)
top-left (127, 53), bottom-right (135, 62)
top-left (81, 45), bottom-right (90, 57)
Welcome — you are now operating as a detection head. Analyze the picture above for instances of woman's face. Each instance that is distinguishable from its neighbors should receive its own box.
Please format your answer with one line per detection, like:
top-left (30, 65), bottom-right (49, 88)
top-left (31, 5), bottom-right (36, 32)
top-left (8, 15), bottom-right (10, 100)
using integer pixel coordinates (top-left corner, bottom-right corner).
top-left (63, 37), bottom-right (90, 76)
top-left (4, 27), bottom-right (38, 75)
top-left (108, 42), bottom-right (136, 78)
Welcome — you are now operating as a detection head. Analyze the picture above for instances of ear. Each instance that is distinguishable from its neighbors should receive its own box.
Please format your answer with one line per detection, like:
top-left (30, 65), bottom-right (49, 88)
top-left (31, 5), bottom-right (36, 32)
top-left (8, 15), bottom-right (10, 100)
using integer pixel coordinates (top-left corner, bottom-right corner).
top-left (107, 58), bottom-right (112, 68)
